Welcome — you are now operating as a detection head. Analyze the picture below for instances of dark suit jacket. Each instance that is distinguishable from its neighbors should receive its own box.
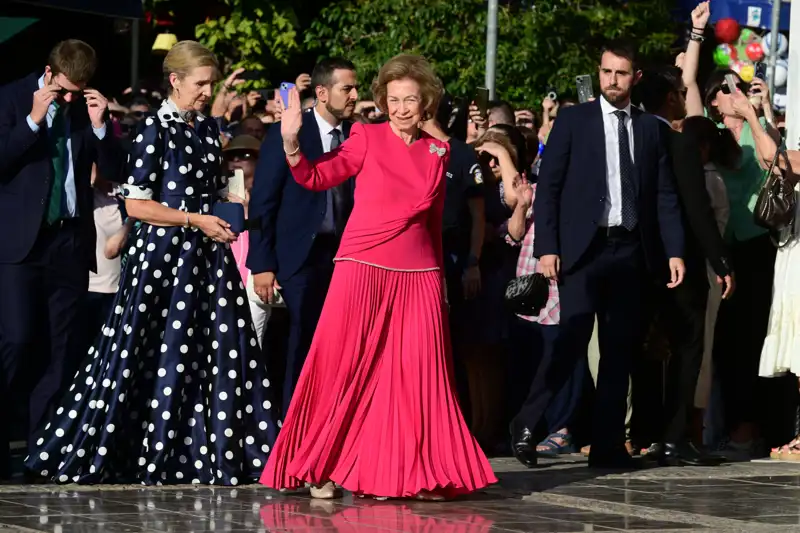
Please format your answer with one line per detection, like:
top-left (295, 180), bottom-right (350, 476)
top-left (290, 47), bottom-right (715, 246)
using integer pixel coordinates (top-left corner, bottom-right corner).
top-left (0, 73), bottom-right (122, 271)
top-left (659, 121), bottom-right (731, 283)
top-left (247, 111), bottom-right (354, 281)
top-left (535, 100), bottom-right (684, 276)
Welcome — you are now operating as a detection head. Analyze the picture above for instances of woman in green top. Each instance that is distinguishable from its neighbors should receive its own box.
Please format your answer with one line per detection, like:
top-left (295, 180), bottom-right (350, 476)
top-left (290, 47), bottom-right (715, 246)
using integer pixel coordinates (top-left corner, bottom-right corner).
top-left (702, 70), bottom-right (780, 461)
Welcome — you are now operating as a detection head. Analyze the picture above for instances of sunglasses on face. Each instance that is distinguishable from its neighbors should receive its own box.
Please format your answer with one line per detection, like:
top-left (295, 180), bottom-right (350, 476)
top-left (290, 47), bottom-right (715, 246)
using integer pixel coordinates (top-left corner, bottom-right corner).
top-left (55, 86), bottom-right (83, 98)
top-left (720, 82), bottom-right (749, 95)
top-left (48, 74), bottom-right (82, 98)
top-left (225, 150), bottom-right (257, 161)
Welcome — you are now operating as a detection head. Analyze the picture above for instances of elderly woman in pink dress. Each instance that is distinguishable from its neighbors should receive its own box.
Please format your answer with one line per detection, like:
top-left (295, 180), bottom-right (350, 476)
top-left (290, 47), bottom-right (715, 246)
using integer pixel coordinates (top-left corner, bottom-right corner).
top-left (259, 54), bottom-right (496, 500)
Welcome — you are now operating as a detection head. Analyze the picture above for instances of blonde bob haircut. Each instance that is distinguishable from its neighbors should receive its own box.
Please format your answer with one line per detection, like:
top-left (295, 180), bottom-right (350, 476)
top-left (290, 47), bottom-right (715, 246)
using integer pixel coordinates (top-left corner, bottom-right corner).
top-left (163, 40), bottom-right (220, 94)
top-left (371, 54), bottom-right (442, 119)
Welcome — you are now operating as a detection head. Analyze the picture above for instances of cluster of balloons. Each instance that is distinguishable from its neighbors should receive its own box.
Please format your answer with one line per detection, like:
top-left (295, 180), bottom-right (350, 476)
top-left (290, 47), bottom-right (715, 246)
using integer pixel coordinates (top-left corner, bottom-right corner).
top-left (713, 18), bottom-right (788, 87)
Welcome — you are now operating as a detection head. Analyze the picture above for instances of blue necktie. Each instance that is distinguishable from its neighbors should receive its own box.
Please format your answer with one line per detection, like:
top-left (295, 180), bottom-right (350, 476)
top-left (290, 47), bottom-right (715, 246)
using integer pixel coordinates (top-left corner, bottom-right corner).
top-left (614, 110), bottom-right (637, 230)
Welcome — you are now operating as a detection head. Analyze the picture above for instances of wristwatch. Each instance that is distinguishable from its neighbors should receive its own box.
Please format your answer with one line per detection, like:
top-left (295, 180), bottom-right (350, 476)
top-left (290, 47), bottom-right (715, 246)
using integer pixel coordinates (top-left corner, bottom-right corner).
top-left (466, 254), bottom-right (480, 268)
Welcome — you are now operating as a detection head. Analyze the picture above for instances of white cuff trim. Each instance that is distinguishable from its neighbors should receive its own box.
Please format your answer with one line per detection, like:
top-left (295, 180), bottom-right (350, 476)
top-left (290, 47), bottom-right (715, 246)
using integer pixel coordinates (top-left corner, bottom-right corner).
top-left (121, 184), bottom-right (154, 200)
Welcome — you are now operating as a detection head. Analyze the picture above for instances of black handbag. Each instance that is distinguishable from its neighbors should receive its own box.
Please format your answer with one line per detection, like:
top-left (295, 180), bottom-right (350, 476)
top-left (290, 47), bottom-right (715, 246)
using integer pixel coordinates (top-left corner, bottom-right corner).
top-left (504, 271), bottom-right (550, 316)
top-left (754, 144), bottom-right (796, 238)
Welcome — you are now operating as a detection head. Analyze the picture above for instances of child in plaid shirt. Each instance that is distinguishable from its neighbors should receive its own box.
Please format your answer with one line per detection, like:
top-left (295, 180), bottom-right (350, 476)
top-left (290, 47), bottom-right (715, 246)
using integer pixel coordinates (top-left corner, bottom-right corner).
top-left (505, 179), bottom-right (586, 457)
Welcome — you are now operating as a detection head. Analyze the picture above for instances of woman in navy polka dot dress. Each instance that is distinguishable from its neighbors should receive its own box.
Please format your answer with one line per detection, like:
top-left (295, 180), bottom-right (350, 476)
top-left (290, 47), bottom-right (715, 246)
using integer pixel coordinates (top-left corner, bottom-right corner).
top-left (24, 41), bottom-right (277, 486)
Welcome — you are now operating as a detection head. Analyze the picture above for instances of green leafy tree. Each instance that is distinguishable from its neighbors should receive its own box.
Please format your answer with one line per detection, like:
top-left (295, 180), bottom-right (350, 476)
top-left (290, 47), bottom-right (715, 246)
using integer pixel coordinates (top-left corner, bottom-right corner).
top-left (194, 0), bottom-right (299, 89)
top-left (304, 0), bottom-right (676, 109)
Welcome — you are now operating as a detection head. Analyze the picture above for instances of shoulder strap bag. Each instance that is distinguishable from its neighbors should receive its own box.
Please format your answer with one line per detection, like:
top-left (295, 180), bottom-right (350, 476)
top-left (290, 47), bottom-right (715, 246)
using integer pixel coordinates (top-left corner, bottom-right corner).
top-left (754, 141), bottom-right (796, 247)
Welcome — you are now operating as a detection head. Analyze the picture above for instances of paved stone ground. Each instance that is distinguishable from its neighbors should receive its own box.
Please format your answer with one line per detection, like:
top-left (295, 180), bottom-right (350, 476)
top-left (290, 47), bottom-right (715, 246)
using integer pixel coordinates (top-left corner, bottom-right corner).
top-left (1, 456), bottom-right (800, 532)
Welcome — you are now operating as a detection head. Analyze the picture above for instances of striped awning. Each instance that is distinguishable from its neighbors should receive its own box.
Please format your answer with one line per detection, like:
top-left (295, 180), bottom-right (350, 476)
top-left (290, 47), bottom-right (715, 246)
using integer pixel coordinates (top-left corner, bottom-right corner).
top-left (9, 0), bottom-right (144, 19)
top-left (0, 17), bottom-right (39, 44)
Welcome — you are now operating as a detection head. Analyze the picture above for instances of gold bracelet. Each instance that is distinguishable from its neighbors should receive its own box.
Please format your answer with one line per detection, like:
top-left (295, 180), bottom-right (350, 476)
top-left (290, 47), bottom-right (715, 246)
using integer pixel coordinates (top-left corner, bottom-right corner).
top-left (284, 143), bottom-right (300, 156)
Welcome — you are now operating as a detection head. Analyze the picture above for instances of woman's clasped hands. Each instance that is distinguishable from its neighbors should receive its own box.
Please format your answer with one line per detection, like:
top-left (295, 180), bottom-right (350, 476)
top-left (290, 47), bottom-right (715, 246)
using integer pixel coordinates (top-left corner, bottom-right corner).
top-left (190, 214), bottom-right (238, 243)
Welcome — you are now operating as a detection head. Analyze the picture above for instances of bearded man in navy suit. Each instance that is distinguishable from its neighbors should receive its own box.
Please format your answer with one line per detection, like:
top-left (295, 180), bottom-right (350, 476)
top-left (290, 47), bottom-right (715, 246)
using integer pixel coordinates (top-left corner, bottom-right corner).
top-left (511, 42), bottom-right (686, 469)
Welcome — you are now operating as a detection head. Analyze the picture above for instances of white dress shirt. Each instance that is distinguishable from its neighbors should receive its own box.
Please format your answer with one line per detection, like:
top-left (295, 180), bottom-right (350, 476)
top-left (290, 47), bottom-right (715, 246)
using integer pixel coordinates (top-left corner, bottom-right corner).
top-left (599, 96), bottom-right (635, 228)
top-left (313, 109), bottom-right (344, 234)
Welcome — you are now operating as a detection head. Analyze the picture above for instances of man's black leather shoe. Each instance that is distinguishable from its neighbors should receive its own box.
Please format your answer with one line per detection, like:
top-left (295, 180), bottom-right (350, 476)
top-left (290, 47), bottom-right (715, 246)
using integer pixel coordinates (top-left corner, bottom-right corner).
top-left (660, 442), bottom-right (723, 467)
top-left (510, 425), bottom-right (538, 468)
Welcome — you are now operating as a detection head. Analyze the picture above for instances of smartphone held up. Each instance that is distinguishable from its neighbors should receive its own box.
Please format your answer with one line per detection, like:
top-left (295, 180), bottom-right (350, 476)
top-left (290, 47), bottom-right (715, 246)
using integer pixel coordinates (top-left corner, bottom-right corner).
top-left (279, 82), bottom-right (296, 109)
top-left (474, 87), bottom-right (490, 119)
top-left (576, 74), bottom-right (594, 104)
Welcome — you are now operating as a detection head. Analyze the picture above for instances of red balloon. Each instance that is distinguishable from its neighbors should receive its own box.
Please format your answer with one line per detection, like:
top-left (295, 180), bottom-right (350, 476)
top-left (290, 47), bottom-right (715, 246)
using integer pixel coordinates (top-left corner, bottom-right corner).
top-left (715, 18), bottom-right (741, 44)
top-left (745, 42), bottom-right (765, 61)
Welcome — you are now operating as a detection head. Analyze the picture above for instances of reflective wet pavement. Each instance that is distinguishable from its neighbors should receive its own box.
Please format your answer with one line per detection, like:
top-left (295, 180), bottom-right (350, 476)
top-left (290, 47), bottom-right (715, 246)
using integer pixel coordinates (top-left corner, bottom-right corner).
top-left (1, 457), bottom-right (800, 532)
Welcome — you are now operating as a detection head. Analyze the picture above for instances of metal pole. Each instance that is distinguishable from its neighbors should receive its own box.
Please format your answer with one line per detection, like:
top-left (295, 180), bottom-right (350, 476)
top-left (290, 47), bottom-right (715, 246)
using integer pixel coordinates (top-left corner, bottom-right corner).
top-left (767, 0), bottom-right (781, 97)
top-left (130, 18), bottom-right (140, 90)
top-left (785, 0), bottom-right (800, 150)
top-left (485, 0), bottom-right (498, 99)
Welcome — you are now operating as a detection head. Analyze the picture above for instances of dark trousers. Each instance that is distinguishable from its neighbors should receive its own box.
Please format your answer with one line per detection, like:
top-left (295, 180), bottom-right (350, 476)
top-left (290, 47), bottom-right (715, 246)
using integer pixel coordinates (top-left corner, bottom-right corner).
top-left (513, 230), bottom-right (645, 456)
top-left (509, 318), bottom-right (586, 435)
top-left (656, 272), bottom-right (709, 444)
top-left (714, 234), bottom-right (775, 432)
top-left (0, 222), bottom-right (89, 472)
top-left (277, 234), bottom-right (337, 416)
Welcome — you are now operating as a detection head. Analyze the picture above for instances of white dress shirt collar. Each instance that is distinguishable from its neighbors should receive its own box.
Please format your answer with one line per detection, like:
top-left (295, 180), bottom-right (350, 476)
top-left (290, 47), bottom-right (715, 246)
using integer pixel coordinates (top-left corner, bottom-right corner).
top-left (599, 96), bottom-right (632, 117)
top-left (313, 108), bottom-right (343, 137)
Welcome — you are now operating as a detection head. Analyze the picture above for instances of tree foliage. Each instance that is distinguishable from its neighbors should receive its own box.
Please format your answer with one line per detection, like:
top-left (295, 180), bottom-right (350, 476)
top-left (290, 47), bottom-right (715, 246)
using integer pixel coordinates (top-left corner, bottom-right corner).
top-left (194, 0), bottom-right (299, 89)
top-left (304, 0), bottom-right (677, 108)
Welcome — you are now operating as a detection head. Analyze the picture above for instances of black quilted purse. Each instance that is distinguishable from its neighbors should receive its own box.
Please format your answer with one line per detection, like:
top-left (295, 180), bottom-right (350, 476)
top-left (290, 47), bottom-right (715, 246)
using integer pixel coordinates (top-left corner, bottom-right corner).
top-left (754, 144), bottom-right (795, 235)
top-left (504, 271), bottom-right (550, 316)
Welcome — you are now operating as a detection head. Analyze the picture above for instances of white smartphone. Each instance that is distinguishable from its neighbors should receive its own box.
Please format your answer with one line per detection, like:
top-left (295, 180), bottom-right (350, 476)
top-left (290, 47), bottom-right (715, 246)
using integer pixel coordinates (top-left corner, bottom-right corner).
top-left (724, 74), bottom-right (739, 94)
top-left (228, 168), bottom-right (246, 200)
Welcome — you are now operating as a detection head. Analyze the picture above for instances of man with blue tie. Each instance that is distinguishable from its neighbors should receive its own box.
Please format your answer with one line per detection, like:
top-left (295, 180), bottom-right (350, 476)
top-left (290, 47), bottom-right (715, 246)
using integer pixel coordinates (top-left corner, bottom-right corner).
top-left (0, 40), bottom-right (119, 478)
top-left (248, 58), bottom-right (358, 415)
top-left (510, 42), bottom-right (686, 469)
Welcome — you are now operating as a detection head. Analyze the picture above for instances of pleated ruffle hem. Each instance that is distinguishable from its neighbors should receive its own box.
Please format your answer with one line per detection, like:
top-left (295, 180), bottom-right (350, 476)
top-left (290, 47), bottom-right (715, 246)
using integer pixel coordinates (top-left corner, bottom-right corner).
top-left (260, 260), bottom-right (497, 498)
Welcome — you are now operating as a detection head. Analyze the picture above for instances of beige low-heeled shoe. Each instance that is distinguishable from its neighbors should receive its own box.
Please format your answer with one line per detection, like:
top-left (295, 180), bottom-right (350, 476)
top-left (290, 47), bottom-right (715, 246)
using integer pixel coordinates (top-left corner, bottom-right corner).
top-left (414, 490), bottom-right (445, 501)
top-left (310, 481), bottom-right (341, 499)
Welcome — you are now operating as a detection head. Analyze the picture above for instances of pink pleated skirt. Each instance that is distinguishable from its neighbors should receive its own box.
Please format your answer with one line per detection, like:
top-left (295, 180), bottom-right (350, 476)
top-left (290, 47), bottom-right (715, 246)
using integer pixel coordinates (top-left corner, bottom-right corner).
top-left (259, 260), bottom-right (497, 498)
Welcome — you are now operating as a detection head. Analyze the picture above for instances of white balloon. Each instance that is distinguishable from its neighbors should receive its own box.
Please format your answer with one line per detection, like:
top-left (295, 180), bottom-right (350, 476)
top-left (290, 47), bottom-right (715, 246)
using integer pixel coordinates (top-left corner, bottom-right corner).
top-left (762, 32), bottom-right (789, 57)
top-left (774, 58), bottom-right (788, 87)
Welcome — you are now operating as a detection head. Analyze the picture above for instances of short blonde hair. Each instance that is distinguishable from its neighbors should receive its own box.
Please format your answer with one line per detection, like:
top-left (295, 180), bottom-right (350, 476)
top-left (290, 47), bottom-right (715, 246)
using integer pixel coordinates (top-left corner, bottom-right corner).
top-left (163, 41), bottom-right (220, 94)
top-left (371, 54), bottom-right (442, 119)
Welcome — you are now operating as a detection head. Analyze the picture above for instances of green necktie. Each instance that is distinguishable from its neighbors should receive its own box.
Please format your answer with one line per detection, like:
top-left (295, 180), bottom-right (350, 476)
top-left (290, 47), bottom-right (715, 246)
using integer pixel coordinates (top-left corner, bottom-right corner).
top-left (46, 105), bottom-right (67, 224)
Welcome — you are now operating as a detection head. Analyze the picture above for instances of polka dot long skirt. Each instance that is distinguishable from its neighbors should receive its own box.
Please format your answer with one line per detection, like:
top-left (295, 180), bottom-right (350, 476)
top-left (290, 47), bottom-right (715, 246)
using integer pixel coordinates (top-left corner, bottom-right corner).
top-left (24, 103), bottom-right (277, 486)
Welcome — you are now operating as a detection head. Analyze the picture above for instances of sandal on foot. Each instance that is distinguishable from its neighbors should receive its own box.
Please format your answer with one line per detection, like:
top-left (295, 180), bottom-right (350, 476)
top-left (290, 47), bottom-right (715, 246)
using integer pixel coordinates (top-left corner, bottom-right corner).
top-left (536, 432), bottom-right (576, 458)
top-left (771, 436), bottom-right (800, 461)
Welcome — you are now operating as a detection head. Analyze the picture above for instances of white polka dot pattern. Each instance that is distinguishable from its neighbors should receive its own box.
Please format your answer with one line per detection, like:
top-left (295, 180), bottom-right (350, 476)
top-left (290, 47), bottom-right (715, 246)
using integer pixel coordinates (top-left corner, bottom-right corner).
top-left (24, 100), bottom-right (277, 487)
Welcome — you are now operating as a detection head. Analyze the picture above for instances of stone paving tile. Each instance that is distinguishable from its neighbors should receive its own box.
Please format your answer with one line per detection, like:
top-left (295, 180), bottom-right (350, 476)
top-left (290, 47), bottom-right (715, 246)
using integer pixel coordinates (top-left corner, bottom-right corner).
top-left (0, 459), bottom-right (799, 532)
